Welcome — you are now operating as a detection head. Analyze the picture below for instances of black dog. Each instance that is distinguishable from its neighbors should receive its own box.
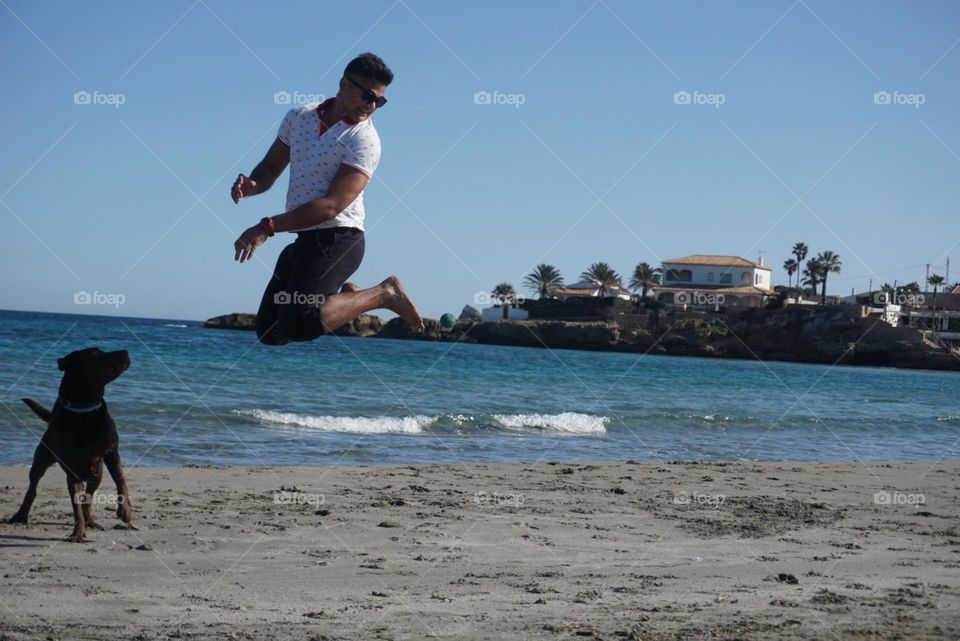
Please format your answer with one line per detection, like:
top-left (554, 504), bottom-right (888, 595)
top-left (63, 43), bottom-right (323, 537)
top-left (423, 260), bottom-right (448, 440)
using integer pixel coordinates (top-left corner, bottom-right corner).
top-left (9, 347), bottom-right (134, 542)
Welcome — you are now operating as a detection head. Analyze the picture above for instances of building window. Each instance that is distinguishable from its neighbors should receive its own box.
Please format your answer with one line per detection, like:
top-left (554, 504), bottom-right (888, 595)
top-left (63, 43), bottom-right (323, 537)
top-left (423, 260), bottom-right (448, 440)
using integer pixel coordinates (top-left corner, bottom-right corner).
top-left (665, 269), bottom-right (692, 282)
top-left (707, 272), bottom-right (714, 282)
top-left (740, 271), bottom-right (751, 285)
top-left (719, 273), bottom-right (732, 284)
top-left (755, 273), bottom-right (760, 285)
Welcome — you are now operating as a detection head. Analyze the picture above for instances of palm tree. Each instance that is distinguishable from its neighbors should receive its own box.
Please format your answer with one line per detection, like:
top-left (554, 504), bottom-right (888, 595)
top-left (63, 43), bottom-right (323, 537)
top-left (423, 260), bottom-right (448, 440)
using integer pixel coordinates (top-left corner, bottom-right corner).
top-left (928, 274), bottom-right (945, 328)
top-left (783, 258), bottom-right (798, 289)
top-left (629, 262), bottom-right (661, 300)
top-left (522, 264), bottom-right (564, 299)
top-left (901, 281), bottom-right (921, 293)
top-left (792, 242), bottom-right (808, 275)
top-left (815, 251), bottom-right (842, 303)
top-left (802, 258), bottom-right (821, 297)
top-left (928, 274), bottom-right (945, 298)
top-left (580, 262), bottom-right (622, 297)
top-left (792, 243), bottom-right (809, 299)
top-left (492, 282), bottom-right (518, 319)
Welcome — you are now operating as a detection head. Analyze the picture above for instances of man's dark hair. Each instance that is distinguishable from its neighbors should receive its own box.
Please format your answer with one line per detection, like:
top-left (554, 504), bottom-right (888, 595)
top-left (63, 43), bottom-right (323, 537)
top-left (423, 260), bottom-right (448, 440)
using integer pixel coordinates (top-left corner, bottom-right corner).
top-left (344, 52), bottom-right (394, 86)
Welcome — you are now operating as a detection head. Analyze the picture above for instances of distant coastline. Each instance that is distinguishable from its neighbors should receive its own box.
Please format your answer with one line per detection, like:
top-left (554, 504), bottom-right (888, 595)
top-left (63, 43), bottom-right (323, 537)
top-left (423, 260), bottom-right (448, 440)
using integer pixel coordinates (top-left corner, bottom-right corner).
top-left (204, 306), bottom-right (960, 372)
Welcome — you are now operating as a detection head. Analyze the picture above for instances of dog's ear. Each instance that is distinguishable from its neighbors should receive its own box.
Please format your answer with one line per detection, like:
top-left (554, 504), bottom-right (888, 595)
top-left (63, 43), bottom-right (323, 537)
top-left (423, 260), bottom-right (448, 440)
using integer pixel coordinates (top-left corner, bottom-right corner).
top-left (57, 355), bottom-right (71, 371)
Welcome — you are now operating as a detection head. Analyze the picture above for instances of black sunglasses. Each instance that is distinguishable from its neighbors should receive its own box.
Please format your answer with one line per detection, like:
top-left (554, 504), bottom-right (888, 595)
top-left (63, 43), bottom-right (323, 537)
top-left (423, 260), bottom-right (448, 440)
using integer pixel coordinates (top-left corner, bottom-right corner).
top-left (346, 76), bottom-right (388, 109)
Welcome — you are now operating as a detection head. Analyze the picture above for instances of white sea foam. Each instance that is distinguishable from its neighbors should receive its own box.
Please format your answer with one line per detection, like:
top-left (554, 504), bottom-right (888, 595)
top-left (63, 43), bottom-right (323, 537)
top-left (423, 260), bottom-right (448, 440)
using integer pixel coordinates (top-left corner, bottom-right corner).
top-left (492, 412), bottom-right (608, 434)
top-left (163, 323), bottom-right (189, 328)
top-left (238, 409), bottom-right (608, 436)
top-left (238, 409), bottom-right (431, 434)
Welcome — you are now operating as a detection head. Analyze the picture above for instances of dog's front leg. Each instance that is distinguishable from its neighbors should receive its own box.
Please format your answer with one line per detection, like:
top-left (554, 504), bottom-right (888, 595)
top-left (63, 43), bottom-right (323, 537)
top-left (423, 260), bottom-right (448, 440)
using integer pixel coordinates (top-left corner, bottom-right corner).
top-left (66, 478), bottom-right (87, 543)
top-left (104, 450), bottom-right (133, 524)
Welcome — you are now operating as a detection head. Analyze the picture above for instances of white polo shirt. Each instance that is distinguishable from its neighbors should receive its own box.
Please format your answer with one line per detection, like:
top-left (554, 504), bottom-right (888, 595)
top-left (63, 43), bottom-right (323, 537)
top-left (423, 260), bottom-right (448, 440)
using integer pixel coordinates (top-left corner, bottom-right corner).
top-left (278, 98), bottom-right (381, 231)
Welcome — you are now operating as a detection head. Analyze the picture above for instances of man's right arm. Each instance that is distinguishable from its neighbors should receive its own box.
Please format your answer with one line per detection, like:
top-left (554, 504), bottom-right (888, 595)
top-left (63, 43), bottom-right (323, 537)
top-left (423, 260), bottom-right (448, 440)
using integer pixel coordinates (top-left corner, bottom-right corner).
top-left (231, 137), bottom-right (290, 203)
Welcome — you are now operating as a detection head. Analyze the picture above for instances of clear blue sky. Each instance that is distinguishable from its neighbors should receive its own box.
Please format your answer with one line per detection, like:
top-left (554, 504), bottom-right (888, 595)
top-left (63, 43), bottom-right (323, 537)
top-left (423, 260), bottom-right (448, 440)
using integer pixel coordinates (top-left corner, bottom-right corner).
top-left (1, 0), bottom-right (958, 321)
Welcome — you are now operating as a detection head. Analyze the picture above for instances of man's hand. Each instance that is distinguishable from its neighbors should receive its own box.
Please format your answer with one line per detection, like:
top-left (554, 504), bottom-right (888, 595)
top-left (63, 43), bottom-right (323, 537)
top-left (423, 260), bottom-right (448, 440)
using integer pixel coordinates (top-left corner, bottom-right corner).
top-left (234, 224), bottom-right (268, 263)
top-left (231, 174), bottom-right (258, 203)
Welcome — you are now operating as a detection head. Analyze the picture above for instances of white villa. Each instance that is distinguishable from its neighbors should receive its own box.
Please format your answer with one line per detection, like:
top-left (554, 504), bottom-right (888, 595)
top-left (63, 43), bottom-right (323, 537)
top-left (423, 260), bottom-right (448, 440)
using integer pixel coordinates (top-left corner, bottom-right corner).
top-left (654, 255), bottom-right (774, 308)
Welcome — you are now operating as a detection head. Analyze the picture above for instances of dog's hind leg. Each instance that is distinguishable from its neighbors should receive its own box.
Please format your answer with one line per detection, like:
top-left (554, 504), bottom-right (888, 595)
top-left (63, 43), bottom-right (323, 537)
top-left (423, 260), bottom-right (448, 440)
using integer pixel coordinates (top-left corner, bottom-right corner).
top-left (8, 443), bottom-right (56, 524)
top-left (81, 462), bottom-right (106, 531)
top-left (104, 450), bottom-right (133, 525)
top-left (65, 477), bottom-right (87, 542)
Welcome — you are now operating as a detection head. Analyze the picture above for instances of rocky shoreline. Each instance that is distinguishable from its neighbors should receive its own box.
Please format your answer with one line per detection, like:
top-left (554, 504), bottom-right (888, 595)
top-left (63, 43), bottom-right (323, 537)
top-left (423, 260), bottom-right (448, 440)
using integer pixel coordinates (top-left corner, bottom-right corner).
top-left (204, 306), bottom-right (960, 371)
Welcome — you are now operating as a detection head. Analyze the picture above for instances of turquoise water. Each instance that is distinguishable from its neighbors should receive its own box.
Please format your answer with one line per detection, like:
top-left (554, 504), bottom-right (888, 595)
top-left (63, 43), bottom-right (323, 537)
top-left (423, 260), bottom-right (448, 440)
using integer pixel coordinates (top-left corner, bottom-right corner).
top-left (0, 309), bottom-right (957, 466)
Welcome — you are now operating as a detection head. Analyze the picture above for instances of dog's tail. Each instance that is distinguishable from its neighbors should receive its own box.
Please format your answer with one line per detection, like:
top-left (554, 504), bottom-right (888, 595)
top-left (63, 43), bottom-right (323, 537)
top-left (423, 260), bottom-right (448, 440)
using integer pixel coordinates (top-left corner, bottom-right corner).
top-left (21, 398), bottom-right (52, 423)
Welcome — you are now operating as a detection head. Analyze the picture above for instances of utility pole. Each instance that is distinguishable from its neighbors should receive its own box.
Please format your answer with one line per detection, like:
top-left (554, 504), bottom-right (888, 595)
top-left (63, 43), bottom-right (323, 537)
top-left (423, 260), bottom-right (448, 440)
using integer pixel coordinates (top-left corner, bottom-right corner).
top-left (925, 263), bottom-right (930, 291)
top-left (947, 257), bottom-right (951, 285)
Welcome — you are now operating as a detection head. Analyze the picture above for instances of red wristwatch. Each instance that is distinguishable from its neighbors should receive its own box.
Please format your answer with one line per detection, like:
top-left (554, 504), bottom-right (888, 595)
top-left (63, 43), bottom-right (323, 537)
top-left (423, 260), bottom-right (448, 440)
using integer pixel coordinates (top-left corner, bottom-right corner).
top-left (258, 216), bottom-right (275, 237)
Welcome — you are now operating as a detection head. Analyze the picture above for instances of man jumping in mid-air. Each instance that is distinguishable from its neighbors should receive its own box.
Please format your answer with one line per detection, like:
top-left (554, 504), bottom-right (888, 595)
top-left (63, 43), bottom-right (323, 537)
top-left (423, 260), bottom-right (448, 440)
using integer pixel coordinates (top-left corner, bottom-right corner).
top-left (232, 52), bottom-right (424, 345)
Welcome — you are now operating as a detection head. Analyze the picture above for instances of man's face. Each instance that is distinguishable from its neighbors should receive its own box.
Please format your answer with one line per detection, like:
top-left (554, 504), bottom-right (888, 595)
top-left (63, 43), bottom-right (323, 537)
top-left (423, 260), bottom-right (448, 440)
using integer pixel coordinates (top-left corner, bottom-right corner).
top-left (338, 76), bottom-right (387, 122)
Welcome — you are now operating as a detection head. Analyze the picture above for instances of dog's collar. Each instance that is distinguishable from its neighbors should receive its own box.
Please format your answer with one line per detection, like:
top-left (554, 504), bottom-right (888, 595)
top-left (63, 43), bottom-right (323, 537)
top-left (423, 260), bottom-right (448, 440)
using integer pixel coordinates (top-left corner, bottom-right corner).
top-left (57, 397), bottom-right (103, 413)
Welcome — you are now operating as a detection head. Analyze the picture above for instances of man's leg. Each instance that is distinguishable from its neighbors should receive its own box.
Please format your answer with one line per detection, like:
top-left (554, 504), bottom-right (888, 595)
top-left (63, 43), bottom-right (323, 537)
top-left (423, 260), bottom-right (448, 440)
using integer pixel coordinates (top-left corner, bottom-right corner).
top-left (315, 275), bottom-right (424, 334)
top-left (278, 229), bottom-right (424, 339)
top-left (255, 241), bottom-right (296, 345)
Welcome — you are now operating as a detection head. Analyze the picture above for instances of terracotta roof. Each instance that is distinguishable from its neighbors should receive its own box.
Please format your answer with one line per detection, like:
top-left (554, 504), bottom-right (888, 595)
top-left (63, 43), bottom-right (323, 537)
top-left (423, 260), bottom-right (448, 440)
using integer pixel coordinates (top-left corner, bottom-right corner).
top-left (662, 255), bottom-right (771, 270)
top-left (550, 282), bottom-right (630, 296)
top-left (549, 286), bottom-right (630, 297)
top-left (549, 287), bottom-right (596, 296)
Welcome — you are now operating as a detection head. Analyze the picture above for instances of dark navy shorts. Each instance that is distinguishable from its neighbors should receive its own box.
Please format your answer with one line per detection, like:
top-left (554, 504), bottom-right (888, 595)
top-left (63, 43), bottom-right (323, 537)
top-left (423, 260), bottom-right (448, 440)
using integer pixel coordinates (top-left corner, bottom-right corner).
top-left (255, 227), bottom-right (365, 344)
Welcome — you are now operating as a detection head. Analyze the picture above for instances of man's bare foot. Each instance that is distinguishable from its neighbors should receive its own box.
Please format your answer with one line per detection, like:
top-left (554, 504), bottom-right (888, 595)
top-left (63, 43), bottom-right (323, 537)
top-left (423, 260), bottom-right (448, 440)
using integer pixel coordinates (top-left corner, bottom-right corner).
top-left (383, 276), bottom-right (424, 332)
top-left (340, 282), bottom-right (360, 293)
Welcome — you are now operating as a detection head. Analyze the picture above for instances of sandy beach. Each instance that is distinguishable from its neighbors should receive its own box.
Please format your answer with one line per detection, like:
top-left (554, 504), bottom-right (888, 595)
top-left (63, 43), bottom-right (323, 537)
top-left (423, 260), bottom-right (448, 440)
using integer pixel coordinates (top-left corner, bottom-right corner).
top-left (0, 460), bottom-right (957, 640)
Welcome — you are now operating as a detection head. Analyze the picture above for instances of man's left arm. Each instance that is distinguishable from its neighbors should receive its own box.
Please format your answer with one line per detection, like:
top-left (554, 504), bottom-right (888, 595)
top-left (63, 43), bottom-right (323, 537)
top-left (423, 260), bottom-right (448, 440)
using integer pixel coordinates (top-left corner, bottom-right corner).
top-left (233, 165), bottom-right (368, 263)
top-left (272, 165), bottom-right (368, 232)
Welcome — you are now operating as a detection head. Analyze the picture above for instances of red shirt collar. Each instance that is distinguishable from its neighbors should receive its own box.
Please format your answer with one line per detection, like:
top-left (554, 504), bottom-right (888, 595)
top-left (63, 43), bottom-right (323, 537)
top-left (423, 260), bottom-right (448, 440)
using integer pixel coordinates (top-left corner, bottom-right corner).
top-left (316, 98), bottom-right (358, 134)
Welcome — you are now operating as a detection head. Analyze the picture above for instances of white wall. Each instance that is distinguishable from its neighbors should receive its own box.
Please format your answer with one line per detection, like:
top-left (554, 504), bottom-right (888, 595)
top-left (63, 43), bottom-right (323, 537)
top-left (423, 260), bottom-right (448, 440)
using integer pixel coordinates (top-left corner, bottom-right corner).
top-left (661, 262), bottom-right (771, 290)
top-left (481, 306), bottom-right (529, 321)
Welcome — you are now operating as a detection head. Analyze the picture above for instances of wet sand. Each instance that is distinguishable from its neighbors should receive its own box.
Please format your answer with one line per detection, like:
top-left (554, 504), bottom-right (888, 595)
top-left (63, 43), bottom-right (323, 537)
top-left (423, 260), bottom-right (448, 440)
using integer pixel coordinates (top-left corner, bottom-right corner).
top-left (1, 460), bottom-right (957, 640)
